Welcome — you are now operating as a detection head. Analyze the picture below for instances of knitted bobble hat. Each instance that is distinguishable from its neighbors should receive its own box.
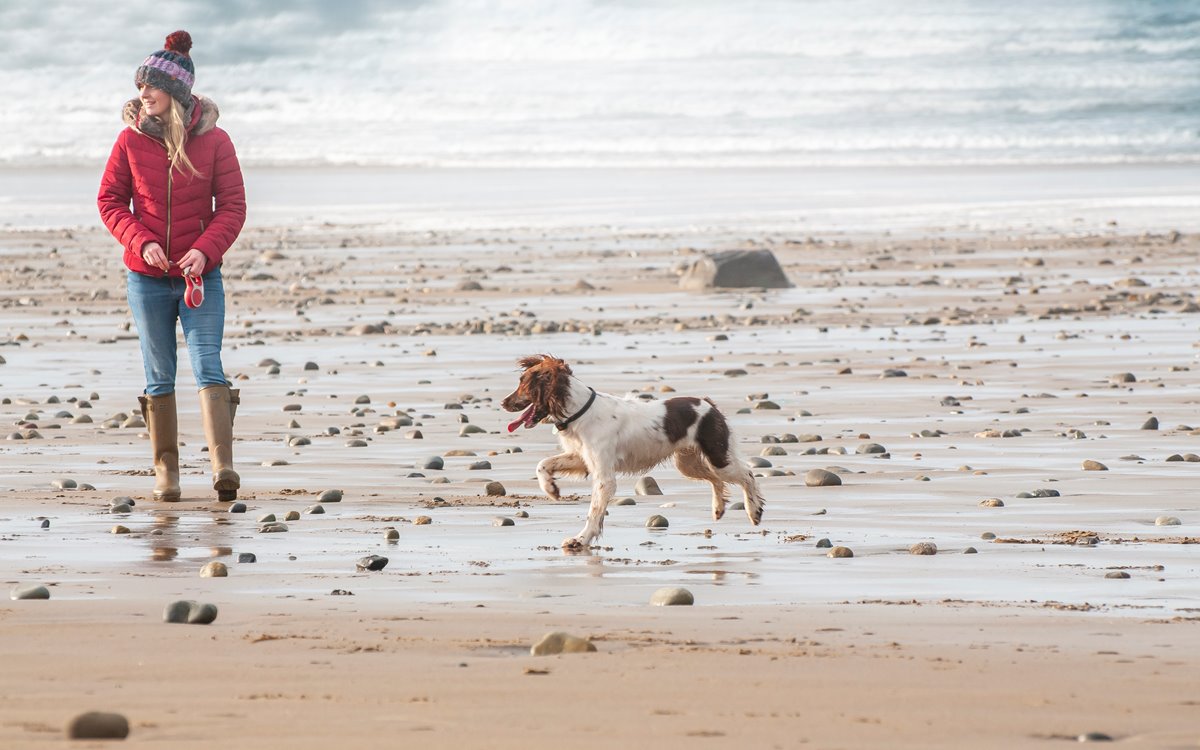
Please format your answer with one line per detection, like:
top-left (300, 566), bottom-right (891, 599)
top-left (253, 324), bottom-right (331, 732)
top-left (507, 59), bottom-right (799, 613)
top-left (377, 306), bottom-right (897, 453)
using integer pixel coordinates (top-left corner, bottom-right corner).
top-left (135, 31), bottom-right (196, 109)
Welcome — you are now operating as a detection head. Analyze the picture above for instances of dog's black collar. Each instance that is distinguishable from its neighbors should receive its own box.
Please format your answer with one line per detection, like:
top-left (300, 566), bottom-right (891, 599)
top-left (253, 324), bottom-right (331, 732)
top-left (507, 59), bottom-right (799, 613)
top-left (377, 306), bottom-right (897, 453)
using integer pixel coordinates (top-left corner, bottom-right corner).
top-left (555, 388), bottom-right (596, 432)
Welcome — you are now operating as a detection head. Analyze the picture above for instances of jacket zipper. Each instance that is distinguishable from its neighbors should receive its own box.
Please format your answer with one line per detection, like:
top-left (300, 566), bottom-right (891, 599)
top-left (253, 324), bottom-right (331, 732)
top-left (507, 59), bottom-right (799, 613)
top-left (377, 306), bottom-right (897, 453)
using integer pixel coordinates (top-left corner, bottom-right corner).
top-left (165, 164), bottom-right (173, 276)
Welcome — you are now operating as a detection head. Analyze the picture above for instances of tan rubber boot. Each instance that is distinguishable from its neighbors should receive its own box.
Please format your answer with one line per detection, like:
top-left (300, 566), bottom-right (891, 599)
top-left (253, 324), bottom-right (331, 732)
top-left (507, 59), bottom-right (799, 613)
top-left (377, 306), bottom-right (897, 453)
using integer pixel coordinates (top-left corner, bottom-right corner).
top-left (199, 385), bottom-right (241, 501)
top-left (138, 393), bottom-right (181, 501)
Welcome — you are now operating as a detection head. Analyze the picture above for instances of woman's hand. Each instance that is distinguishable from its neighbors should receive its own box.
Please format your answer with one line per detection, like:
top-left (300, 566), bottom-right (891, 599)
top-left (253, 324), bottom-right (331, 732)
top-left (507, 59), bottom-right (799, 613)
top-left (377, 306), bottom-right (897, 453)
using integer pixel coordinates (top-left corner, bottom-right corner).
top-left (178, 249), bottom-right (207, 278)
top-left (141, 241), bottom-right (170, 271)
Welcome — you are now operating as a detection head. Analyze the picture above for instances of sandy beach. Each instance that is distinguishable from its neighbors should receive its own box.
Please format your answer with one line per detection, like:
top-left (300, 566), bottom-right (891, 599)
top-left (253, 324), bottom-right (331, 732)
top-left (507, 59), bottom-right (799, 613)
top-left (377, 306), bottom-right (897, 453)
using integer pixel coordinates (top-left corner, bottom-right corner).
top-left (1, 169), bottom-right (1198, 747)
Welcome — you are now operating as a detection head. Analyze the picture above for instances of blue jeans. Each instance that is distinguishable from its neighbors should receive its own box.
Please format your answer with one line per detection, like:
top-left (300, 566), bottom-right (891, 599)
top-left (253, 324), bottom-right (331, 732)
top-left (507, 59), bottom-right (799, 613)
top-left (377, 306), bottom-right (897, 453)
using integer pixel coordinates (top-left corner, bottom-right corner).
top-left (126, 269), bottom-right (228, 396)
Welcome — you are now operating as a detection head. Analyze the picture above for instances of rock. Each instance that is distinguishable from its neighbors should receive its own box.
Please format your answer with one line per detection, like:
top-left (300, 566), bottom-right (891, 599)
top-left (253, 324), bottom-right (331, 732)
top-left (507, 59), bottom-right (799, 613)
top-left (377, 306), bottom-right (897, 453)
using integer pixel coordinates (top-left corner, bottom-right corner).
top-left (163, 600), bottom-right (192, 623)
top-left (356, 555), bottom-right (389, 571)
top-left (40, 519), bottom-right (50, 528)
top-left (531, 631), bottom-right (598, 655)
top-left (67, 711), bottom-right (130, 740)
top-left (815, 538), bottom-right (832, 548)
top-left (459, 424), bottom-right (486, 436)
top-left (10, 584), bottom-right (50, 600)
top-left (1082, 460), bottom-right (1108, 471)
top-left (188, 603), bottom-right (219, 624)
top-left (51, 478), bottom-right (77, 490)
top-left (304, 504), bottom-right (326, 514)
top-left (857, 442), bottom-right (887, 454)
top-left (679, 249), bottom-right (793, 290)
top-left (650, 587), bottom-right (694, 606)
top-left (635, 476), bottom-right (662, 495)
top-left (422, 456), bottom-right (444, 470)
top-left (238, 553), bottom-right (256, 563)
top-left (754, 400), bottom-right (781, 410)
top-left (980, 532), bottom-right (997, 540)
top-left (760, 446), bottom-right (787, 457)
top-left (258, 513), bottom-right (277, 523)
top-left (199, 561), bottom-right (228, 578)
top-left (979, 498), bottom-right (1004, 507)
top-left (645, 514), bottom-right (669, 529)
top-left (109, 503), bottom-right (132, 514)
top-left (514, 510), bottom-right (529, 518)
top-left (1105, 571), bottom-right (1131, 579)
top-left (163, 600), bottom-right (218, 624)
top-left (485, 481), bottom-right (506, 497)
top-left (1155, 516), bottom-right (1182, 526)
top-left (1109, 373), bottom-right (1136, 384)
top-left (349, 323), bottom-right (384, 335)
top-left (909, 542), bottom-right (938, 555)
top-left (1141, 416), bottom-right (1159, 430)
top-left (1077, 732), bottom-right (1114, 743)
top-left (284, 510), bottom-right (301, 521)
top-left (963, 547), bottom-right (978, 554)
top-left (613, 497), bottom-right (636, 506)
top-left (747, 457), bottom-right (772, 468)
top-left (492, 516), bottom-right (515, 527)
top-left (804, 468), bottom-right (841, 487)
top-left (385, 528), bottom-right (400, 541)
top-left (345, 439), bottom-right (369, 448)
top-left (259, 522), bottom-right (289, 533)
top-left (468, 460), bottom-right (492, 470)
top-left (414, 516), bottom-right (432, 525)
top-left (319, 489), bottom-right (343, 502)
top-left (288, 436), bottom-right (310, 447)
top-left (827, 546), bottom-right (854, 558)
top-left (110, 525), bottom-right (130, 534)
top-left (228, 502), bottom-right (247, 513)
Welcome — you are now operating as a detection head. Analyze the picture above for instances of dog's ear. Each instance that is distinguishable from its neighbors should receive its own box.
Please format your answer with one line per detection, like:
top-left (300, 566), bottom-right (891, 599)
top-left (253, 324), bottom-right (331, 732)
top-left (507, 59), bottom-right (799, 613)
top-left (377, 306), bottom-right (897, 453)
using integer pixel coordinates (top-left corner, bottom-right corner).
top-left (517, 354), bottom-right (547, 371)
top-left (544, 356), bottom-right (572, 377)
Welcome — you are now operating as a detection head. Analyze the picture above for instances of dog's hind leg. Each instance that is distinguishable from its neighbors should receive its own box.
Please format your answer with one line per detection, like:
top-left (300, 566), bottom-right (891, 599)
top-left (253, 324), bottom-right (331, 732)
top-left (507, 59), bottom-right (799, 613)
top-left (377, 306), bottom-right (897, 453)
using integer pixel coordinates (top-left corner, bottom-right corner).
top-left (714, 461), bottom-right (765, 526)
top-left (674, 448), bottom-right (727, 521)
top-left (563, 469), bottom-right (615, 551)
top-left (536, 452), bottom-right (588, 501)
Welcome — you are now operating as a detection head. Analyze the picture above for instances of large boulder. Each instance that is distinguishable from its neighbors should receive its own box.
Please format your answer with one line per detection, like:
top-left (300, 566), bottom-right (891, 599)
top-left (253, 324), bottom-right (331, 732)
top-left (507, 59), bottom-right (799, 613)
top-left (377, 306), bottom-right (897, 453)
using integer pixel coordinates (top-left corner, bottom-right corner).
top-left (680, 249), bottom-right (792, 290)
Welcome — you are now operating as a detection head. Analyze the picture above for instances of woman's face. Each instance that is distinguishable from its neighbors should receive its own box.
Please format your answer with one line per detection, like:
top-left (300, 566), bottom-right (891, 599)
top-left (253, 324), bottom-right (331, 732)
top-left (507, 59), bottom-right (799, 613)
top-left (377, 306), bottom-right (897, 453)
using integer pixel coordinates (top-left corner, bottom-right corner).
top-left (138, 83), bottom-right (170, 117)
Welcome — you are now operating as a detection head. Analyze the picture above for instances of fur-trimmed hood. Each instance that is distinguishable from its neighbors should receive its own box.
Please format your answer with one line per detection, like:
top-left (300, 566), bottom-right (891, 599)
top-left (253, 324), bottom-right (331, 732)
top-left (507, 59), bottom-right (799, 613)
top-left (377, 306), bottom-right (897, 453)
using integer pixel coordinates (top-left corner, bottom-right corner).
top-left (122, 94), bottom-right (220, 139)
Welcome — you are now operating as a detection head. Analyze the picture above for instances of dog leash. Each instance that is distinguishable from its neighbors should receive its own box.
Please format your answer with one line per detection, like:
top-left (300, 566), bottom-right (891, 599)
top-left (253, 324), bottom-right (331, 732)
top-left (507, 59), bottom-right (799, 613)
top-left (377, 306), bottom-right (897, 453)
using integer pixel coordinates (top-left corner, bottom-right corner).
top-left (554, 387), bottom-right (596, 432)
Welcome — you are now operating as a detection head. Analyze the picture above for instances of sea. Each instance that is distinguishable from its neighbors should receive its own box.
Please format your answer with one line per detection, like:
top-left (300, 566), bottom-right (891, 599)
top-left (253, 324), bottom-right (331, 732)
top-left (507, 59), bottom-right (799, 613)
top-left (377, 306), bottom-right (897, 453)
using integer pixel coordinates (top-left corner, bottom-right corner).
top-left (1, 0), bottom-right (1198, 169)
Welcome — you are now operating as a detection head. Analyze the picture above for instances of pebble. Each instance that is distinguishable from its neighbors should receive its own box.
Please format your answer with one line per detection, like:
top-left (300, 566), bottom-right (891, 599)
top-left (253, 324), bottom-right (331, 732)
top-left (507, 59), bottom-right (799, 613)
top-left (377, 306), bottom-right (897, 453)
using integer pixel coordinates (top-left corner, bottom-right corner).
top-left (288, 436), bottom-right (311, 447)
top-left (110, 525), bottom-right (130, 534)
top-left (1077, 732), bottom-right (1114, 742)
top-left (909, 542), bottom-right (938, 555)
top-left (199, 561), bottom-right (228, 578)
top-left (827, 546), bottom-right (854, 558)
top-left (163, 600), bottom-right (219, 625)
top-left (645, 514), bottom-right (669, 529)
top-left (67, 712), bottom-right (130, 740)
top-left (1105, 571), bottom-right (1131, 579)
top-left (1141, 416), bottom-right (1159, 430)
top-left (460, 424), bottom-right (486, 436)
top-left (1082, 460), bottom-right (1108, 471)
top-left (980, 532), bottom-right (997, 540)
top-left (635, 476), bottom-right (662, 495)
top-left (345, 439), bottom-right (368, 448)
top-left (228, 502), bottom-right (247, 513)
top-left (485, 481), bottom-right (506, 496)
top-left (1109, 372), bottom-right (1136, 384)
top-left (979, 498), bottom-right (1005, 507)
top-left (815, 538), bottom-right (832, 548)
top-left (963, 547), bottom-right (978, 554)
top-left (109, 503), bottom-right (132, 514)
top-left (514, 510), bottom-right (529, 518)
top-left (283, 403), bottom-right (303, 411)
top-left (469, 460), bottom-right (492, 470)
top-left (304, 505), bottom-right (325, 515)
top-left (492, 516), bottom-right (515, 527)
top-left (51, 478), bottom-right (77, 490)
top-left (10, 584), bottom-right (50, 600)
top-left (259, 522), bottom-right (289, 533)
top-left (385, 528), bottom-right (400, 541)
top-left (319, 489), bottom-right (343, 502)
top-left (650, 587), bottom-right (694, 606)
top-left (258, 513), bottom-right (277, 523)
top-left (613, 497), bottom-right (636, 506)
top-left (1155, 516), bottom-right (1182, 526)
top-left (804, 468), bottom-right (842, 487)
top-left (238, 553), bottom-right (257, 563)
top-left (746, 457), bottom-right (772, 468)
top-left (857, 442), bottom-right (887, 454)
top-left (414, 516), bottom-right (432, 525)
top-left (422, 456), bottom-right (444, 470)
top-left (284, 510), bottom-right (301, 521)
top-left (406, 430), bottom-right (424, 439)
top-left (531, 631), bottom-right (597, 655)
top-left (356, 554), bottom-right (389, 572)
top-left (760, 446), bottom-right (788, 456)
top-left (40, 519), bottom-right (50, 528)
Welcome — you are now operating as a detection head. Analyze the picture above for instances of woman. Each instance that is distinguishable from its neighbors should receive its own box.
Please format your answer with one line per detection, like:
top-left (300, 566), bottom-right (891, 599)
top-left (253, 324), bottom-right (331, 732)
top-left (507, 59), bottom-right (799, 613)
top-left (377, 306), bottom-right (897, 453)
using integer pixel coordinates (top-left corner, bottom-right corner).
top-left (98, 31), bottom-right (247, 502)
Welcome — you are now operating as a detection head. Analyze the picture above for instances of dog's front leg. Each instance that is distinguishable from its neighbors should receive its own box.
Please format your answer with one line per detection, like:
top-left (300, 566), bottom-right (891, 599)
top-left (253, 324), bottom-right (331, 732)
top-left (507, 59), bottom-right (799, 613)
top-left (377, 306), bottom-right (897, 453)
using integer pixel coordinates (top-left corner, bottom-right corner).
top-left (562, 470), bottom-right (615, 551)
top-left (536, 452), bottom-right (587, 501)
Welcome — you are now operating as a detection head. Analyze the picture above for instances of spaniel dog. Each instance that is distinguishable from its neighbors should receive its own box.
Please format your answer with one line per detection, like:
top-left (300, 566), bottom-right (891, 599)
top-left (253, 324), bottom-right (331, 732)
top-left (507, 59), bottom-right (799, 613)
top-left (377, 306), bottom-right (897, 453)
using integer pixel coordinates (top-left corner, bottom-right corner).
top-left (502, 354), bottom-right (765, 550)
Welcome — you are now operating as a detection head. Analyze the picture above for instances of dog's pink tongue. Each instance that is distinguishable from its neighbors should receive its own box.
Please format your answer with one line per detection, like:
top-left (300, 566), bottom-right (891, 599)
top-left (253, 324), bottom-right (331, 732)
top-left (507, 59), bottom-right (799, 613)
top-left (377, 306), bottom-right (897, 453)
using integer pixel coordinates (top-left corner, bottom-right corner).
top-left (507, 404), bottom-right (536, 433)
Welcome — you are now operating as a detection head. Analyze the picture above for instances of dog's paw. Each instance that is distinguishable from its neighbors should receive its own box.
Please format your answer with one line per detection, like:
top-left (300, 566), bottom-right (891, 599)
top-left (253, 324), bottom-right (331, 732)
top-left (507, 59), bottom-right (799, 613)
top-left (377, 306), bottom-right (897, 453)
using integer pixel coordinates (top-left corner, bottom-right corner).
top-left (712, 506), bottom-right (726, 521)
top-left (561, 536), bottom-right (589, 552)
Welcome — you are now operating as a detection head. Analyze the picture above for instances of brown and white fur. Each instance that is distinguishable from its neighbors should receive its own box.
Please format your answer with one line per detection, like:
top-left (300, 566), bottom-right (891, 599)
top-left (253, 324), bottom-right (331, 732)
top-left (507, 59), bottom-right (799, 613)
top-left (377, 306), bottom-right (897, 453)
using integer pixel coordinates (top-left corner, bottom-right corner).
top-left (502, 355), bottom-right (765, 551)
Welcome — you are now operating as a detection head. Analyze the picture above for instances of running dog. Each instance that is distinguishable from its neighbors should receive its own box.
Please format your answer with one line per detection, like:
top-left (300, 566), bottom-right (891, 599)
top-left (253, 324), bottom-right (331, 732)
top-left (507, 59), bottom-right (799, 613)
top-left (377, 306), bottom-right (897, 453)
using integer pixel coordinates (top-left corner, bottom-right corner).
top-left (502, 354), bottom-right (765, 550)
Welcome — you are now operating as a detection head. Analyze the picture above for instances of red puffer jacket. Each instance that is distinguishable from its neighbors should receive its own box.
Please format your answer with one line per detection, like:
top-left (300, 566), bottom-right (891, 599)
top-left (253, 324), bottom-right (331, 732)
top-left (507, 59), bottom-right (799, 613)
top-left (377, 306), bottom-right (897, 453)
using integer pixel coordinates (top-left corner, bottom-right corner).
top-left (98, 95), bottom-right (246, 277)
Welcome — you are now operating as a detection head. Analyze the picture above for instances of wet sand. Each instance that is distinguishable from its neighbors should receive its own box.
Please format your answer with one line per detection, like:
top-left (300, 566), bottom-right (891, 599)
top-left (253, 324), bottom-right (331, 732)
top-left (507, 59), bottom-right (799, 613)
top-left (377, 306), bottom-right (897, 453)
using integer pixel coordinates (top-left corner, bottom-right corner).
top-left (2, 209), bottom-right (1199, 747)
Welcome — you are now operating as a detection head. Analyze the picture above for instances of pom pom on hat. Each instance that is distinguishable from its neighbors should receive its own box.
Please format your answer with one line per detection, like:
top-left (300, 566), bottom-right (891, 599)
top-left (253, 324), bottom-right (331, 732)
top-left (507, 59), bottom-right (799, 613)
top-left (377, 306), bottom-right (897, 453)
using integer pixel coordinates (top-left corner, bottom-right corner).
top-left (135, 30), bottom-right (196, 110)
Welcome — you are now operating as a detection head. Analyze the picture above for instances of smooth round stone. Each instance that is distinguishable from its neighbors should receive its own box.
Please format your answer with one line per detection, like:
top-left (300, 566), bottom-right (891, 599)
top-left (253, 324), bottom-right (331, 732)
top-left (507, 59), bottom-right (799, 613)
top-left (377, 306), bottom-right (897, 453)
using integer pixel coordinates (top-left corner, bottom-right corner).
top-left (804, 468), bottom-right (842, 487)
top-left (857, 442), bottom-right (887, 454)
top-left (284, 510), bottom-right (301, 521)
top-left (71, 414), bottom-right (93, 424)
top-left (422, 456), bottom-right (444, 470)
top-left (78, 483), bottom-right (96, 491)
top-left (531, 631), bottom-right (597, 655)
top-left (1141, 416), bottom-right (1159, 430)
top-left (355, 394), bottom-right (371, 404)
top-left (963, 547), bottom-right (978, 554)
top-left (485, 481), bottom-right (506, 497)
top-left (1075, 536), bottom-right (1099, 546)
top-left (613, 497), bottom-right (636, 506)
top-left (729, 501), bottom-right (745, 510)
top-left (110, 525), bottom-right (130, 534)
top-left (444, 449), bottom-right (476, 457)
top-left (909, 542), bottom-right (938, 555)
top-left (1105, 571), bottom-right (1131, 579)
top-left (815, 538), bottom-right (832, 548)
top-left (288, 436), bottom-right (311, 447)
top-left (262, 459), bottom-right (289, 466)
top-left (645, 514), bottom-right (669, 529)
top-left (979, 498), bottom-right (1005, 507)
top-left (345, 439), bottom-right (368, 448)
top-left (259, 522), bottom-right (289, 533)
top-left (980, 532), bottom-right (997, 540)
top-left (635, 476), bottom-right (663, 495)
top-left (51, 478), bottom-right (77, 490)
top-left (492, 516), bottom-right (515, 527)
top-left (356, 554), bottom-right (389, 572)
top-left (199, 561), bottom-right (228, 578)
top-left (650, 587), bottom-right (694, 606)
top-left (459, 424), bottom-right (486, 436)
top-left (414, 516), bottom-right (432, 525)
top-left (303, 361), bottom-right (319, 371)
top-left (228, 502), bottom-right (247, 513)
top-left (1082, 460), bottom-right (1108, 471)
top-left (827, 546), bottom-right (854, 558)
top-left (304, 504), bottom-right (325, 515)
top-left (760, 446), bottom-right (788, 457)
top-left (188, 602), bottom-right (219, 624)
top-left (385, 528), bottom-right (400, 541)
top-left (746, 456), bottom-right (772, 468)
top-left (1155, 516), bottom-right (1182, 526)
top-left (1078, 732), bottom-right (1114, 743)
top-left (109, 503), bottom-right (132, 514)
top-left (258, 513), bottom-right (277, 523)
top-left (67, 711), bottom-right (130, 740)
top-left (11, 584), bottom-right (50, 600)
top-left (238, 552), bottom-right (257, 563)
top-left (468, 460), bottom-right (492, 470)
top-left (405, 430), bottom-right (424, 439)
top-left (283, 404), bottom-right (303, 412)
top-left (163, 600), bottom-right (192, 623)
top-left (39, 519), bottom-right (50, 529)
top-left (514, 510), bottom-right (529, 518)
top-left (319, 489), bottom-right (343, 503)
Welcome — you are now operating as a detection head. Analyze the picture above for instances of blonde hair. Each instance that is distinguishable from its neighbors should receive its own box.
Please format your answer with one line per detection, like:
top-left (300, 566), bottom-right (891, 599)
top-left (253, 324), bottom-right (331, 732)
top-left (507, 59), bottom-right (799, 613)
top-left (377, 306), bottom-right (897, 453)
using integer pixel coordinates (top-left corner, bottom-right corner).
top-left (163, 97), bottom-right (201, 178)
